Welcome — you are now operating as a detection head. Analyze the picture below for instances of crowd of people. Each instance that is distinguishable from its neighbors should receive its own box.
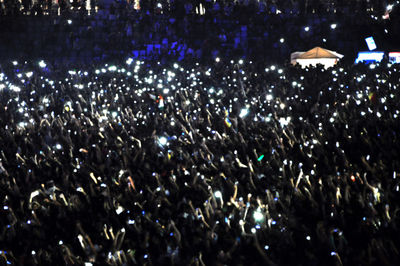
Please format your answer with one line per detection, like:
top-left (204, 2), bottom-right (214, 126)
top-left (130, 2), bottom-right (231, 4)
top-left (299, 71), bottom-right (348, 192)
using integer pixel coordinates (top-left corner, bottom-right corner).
top-left (1, 0), bottom-right (400, 265)
top-left (0, 0), bottom-right (395, 64)
top-left (1, 56), bottom-right (400, 265)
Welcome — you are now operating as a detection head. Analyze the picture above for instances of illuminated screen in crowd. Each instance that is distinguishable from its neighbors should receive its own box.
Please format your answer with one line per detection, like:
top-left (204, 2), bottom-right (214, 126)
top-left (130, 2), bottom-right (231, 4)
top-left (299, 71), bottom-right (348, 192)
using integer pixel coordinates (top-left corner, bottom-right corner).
top-left (365, 36), bottom-right (377, 51)
top-left (389, 52), bottom-right (400, 63)
top-left (355, 51), bottom-right (385, 64)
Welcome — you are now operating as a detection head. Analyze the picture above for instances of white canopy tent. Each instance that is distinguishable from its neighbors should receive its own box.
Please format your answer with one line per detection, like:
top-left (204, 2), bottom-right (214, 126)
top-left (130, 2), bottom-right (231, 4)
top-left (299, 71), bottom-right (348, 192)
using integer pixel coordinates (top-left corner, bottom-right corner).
top-left (291, 47), bottom-right (344, 69)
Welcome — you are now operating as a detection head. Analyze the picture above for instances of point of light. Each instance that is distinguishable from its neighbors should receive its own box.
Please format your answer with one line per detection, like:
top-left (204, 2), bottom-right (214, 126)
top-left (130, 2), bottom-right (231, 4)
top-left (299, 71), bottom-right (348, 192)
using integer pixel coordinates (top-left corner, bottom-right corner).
top-left (239, 108), bottom-right (249, 118)
top-left (159, 136), bottom-right (168, 146)
top-left (126, 58), bottom-right (133, 65)
top-left (10, 85), bottom-right (21, 92)
top-left (38, 60), bottom-right (46, 68)
top-left (279, 117), bottom-right (291, 127)
top-left (253, 208), bottom-right (264, 222)
top-left (214, 191), bottom-right (222, 198)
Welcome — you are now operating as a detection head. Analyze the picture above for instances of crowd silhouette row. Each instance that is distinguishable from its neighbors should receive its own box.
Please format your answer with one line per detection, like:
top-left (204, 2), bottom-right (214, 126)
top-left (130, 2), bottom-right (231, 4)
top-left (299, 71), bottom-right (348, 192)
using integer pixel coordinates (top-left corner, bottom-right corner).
top-left (0, 0), bottom-right (389, 16)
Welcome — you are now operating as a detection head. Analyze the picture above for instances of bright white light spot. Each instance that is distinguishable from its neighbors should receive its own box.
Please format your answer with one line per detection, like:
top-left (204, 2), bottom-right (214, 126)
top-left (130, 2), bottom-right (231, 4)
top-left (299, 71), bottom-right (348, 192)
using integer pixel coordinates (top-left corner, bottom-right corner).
top-left (214, 191), bottom-right (222, 198)
top-left (304, 26), bottom-right (310, 32)
top-left (330, 24), bottom-right (337, 29)
top-left (67, 20), bottom-right (72, 24)
top-left (251, 228), bottom-right (257, 234)
top-left (215, 57), bottom-right (220, 62)
top-left (306, 236), bottom-right (311, 240)
top-left (10, 85), bottom-right (21, 92)
top-left (159, 136), bottom-right (168, 146)
top-left (239, 108), bottom-right (249, 118)
top-left (253, 208), bottom-right (264, 222)
top-left (38, 60), bottom-right (46, 68)
top-left (59, 240), bottom-right (63, 245)
top-left (266, 94), bottom-right (273, 101)
top-left (238, 59), bottom-right (243, 65)
top-left (55, 144), bottom-right (62, 150)
top-left (279, 117), bottom-right (291, 127)
top-left (108, 66), bottom-right (117, 72)
top-left (126, 58), bottom-right (133, 65)
top-left (116, 206), bottom-right (124, 215)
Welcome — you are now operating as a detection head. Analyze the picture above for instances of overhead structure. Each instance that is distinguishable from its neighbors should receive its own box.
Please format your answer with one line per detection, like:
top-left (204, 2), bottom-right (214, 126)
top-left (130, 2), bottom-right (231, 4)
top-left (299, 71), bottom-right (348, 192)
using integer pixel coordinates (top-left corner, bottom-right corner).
top-left (291, 47), bottom-right (344, 69)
